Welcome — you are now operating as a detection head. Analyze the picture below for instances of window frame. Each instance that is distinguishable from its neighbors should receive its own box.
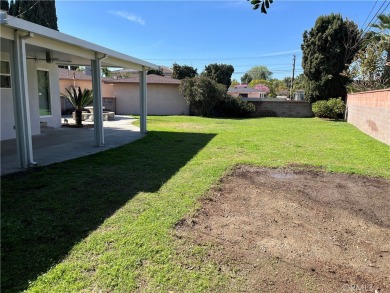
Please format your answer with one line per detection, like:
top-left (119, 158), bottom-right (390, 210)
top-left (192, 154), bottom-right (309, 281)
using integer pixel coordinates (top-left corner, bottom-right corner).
top-left (0, 60), bottom-right (11, 89)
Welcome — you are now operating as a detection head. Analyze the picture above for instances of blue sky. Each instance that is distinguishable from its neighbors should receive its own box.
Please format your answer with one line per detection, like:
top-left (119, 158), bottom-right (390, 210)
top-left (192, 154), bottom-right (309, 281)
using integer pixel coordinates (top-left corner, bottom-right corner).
top-left (56, 0), bottom-right (389, 81)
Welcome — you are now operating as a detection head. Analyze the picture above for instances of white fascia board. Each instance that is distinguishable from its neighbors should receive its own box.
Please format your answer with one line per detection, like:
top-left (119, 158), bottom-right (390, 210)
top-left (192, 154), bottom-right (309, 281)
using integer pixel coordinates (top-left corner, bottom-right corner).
top-left (1, 14), bottom-right (159, 70)
top-left (0, 25), bottom-right (15, 40)
top-left (103, 56), bottom-right (146, 71)
top-left (27, 35), bottom-right (95, 60)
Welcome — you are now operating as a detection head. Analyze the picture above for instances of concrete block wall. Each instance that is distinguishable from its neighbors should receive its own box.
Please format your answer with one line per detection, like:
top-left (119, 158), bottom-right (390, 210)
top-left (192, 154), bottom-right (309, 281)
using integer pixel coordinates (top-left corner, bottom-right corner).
top-left (102, 97), bottom-right (116, 113)
top-left (244, 99), bottom-right (313, 118)
top-left (347, 89), bottom-right (390, 145)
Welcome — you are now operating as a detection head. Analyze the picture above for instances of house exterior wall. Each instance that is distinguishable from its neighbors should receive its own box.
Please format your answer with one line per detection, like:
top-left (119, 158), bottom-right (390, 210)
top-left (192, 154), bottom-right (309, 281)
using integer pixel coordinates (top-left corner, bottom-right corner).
top-left (28, 61), bottom-right (62, 131)
top-left (112, 83), bottom-right (189, 115)
top-left (229, 92), bottom-right (265, 98)
top-left (59, 79), bottom-right (113, 97)
top-left (59, 79), bottom-right (115, 113)
top-left (347, 89), bottom-right (390, 145)
top-left (1, 53), bottom-right (15, 140)
top-left (1, 56), bottom-right (61, 140)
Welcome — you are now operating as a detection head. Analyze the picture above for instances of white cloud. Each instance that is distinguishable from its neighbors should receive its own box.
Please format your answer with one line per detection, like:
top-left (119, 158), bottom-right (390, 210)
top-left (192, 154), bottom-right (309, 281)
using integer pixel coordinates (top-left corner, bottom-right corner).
top-left (109, 10), bottom-right (145, 26)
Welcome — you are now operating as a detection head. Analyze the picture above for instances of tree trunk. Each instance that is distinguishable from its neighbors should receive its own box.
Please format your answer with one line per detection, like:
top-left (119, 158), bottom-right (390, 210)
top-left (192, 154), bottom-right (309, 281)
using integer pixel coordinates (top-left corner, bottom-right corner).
top-left (75, 109), bottom-right (82, 127)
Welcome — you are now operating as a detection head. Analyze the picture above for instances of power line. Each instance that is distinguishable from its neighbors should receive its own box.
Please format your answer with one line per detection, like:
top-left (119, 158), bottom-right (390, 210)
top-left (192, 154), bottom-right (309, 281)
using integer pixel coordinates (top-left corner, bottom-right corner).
top-left (148, 51), bottom-right (302, 62)
top-left (361, 0), bottom-right (379, 30)
top-left (362, 1), bottom-right (388, 35)
top-left (14, 0), bottom-right (41, 19)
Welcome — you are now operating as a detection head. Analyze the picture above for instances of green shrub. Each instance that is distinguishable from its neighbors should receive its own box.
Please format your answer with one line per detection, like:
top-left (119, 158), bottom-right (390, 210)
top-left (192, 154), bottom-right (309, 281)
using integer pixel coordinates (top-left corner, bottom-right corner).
top-left (179, 76), bottom-right (226, 117)
top-left (180, 77), bottom-right (255, 118)
top-left (215, 95), bottom-right (255, 118)
top-left (312, 98), bottom-right (345, 119)
top-left (312, 100), bottom-right (329, 118)
top-left (327, 98), bottom-right (346, 119)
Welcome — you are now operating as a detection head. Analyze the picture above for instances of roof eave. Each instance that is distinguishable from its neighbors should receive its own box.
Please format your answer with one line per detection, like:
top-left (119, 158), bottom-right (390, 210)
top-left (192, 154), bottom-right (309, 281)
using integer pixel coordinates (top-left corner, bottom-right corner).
top-left (0, 12), bottom-right (159, 71)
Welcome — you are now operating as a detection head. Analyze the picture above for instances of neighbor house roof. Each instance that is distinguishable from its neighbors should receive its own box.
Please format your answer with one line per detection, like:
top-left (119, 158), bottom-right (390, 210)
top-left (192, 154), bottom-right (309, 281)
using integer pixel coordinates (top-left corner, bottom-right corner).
top-left (228, 86), bottom-right (263, 93)
top-left (104, 74), bottom-right (181, 85)
top-left (58, 68), bottom-right (111, 81)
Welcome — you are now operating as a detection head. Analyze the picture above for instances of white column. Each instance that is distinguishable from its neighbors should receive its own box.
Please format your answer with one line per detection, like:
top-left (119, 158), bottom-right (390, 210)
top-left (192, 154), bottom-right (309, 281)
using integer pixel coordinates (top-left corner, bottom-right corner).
top-left (11, 31), bottom-right (35, 168)
top-left (139, 68), bottom-right (147, 134)
top-left (91, 53), bottom-right (104, 146)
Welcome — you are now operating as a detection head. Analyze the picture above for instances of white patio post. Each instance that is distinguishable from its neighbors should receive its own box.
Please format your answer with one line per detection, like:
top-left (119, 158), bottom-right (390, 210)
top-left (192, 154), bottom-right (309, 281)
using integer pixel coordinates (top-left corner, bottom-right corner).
top-left (11, 30), bottom-right (35, 168)
top-left (91, 53), bottom-right (106, 146)
top-left (139, 68), bottom-right (147, 134)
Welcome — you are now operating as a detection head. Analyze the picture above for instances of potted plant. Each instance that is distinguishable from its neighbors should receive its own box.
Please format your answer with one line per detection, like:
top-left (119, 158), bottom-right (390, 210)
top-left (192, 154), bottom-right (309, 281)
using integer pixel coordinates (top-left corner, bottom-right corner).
top-left (64, 87), bottom-right (93, 127)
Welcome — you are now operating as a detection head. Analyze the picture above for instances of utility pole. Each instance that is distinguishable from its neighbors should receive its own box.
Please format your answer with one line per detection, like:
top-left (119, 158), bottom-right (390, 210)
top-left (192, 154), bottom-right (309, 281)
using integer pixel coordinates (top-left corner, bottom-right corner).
top-left (290, 54), bottom-right (296, 100)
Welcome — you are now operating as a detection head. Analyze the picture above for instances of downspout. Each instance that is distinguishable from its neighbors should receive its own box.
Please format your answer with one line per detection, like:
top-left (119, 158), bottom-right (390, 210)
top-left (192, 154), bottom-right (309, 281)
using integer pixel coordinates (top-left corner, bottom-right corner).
top-left (139, 67), bottom-right (147, 134)
top-left (91, 53), bottom-right (107, 146)
top-left (11, 29), bottom-right (36, 168)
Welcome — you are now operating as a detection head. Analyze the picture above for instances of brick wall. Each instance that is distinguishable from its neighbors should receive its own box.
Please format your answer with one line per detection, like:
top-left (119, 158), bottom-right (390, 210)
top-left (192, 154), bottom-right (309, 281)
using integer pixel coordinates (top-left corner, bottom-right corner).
top-left (244, 99), bottom-right (313, 118)
top-left (347, 89), bottom-right (390, 145)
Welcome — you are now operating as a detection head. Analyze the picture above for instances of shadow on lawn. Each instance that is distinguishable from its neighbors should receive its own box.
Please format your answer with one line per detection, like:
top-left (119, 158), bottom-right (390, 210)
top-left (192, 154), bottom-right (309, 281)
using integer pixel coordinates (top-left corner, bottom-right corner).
top-left (1, 131), bottom-right (216, 292)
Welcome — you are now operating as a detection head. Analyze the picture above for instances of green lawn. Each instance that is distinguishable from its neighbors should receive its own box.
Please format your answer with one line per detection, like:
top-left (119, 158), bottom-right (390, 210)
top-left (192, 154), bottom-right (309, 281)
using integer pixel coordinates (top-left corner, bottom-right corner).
top-left (2, 116), bottom-right (389, 292)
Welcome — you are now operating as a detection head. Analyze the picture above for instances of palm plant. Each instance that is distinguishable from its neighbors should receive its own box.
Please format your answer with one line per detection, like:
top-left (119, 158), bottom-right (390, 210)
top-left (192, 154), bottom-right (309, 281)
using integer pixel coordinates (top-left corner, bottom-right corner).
top-left (370, 13), bottom-right (390, 65)
top-left (64, 87), bottom-right (93, 127)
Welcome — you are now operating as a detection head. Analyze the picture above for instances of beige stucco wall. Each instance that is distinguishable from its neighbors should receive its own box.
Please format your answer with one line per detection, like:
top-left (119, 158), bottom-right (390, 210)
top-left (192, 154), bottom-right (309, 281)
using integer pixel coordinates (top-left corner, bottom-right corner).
top-left (58, 78), bottom-right (188, 115)
top-left (228, 92), bottom-right (265, 98)
top-left (347, 89), bottom-right (390, 145)
top-left (59, 79), bottom-right (113, 97)
top-left (112, 83), bottom-right (189, 115)
top-left (1, 57), bottom-right (61, 141)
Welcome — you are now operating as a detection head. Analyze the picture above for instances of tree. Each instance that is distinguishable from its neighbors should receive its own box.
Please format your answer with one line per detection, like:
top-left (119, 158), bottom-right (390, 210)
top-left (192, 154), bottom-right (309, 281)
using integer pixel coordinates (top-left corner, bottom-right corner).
top-left (9, 0), bottom-right (58, 30)
top-left (1, 0), bottom-right (9, 11)
top-left (302, 14), bottom-right (362, 102)
top-left (241, 73), bottom-right (252, 84)
top-left (284, 74), bottom-right (307, 94)
top-left (201, 63), bottom-right (234, 89)
top-left (230, 79), bottom-right (240, 87)
top-left (64, 87), bottom-right (93, 127)
top-left (248, 0), bottom-right (273, 14)
top-left (246, 65), bottom-right (273, 80)
top-left (370, 13), bottom-right (390, 65)
top-left (147, 68), bottom-right (164, 76)
top-left (347, 35), bottom-right (390, 91)
top-left (101, 67), bottom-right (111, 78)
top-left (179, 76), bottom-right (227, 116)
top-left (172, 63), bottom-right (198, 80)
top-left (248, 78), bottom-right (286, 97)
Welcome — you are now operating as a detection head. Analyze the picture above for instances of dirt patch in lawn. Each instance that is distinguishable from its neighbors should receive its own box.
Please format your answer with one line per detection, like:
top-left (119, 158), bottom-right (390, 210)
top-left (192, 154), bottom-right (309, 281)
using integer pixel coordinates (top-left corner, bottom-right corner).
top-left (175, 165), bottom-right (390, 292)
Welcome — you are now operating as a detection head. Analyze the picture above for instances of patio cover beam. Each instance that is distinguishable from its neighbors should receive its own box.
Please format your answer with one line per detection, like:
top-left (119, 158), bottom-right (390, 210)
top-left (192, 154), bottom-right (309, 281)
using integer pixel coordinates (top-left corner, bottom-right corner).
top-left (139, 69), bottom-right (147, 134)
top-left (91, 53), bottom-right (105, 146)
top-left (11, 30), bottom-right (35, 168)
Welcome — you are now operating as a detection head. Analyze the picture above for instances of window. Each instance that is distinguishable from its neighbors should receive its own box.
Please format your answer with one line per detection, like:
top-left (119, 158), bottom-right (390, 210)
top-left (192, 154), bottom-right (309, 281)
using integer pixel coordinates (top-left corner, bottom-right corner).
top-left (0, 60), bottom-right (11, 88)
top-left (37, 70), bottom-right (51, 116)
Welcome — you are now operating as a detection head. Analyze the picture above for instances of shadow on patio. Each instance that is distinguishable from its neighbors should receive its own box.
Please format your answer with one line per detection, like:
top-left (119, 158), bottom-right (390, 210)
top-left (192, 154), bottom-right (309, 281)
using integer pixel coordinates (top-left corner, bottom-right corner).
top-left (1, 130), bottom-right (216, 292)
top-left (1, 115), bottom-right (143, 176)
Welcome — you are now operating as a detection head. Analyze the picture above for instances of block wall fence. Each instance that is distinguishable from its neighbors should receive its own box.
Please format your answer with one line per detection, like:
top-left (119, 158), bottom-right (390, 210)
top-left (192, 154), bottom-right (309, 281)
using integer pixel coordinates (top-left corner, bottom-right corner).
top-left (245, 99), bottom-right (314, 118)
top-left (346, 89), bottom-right (390, 145)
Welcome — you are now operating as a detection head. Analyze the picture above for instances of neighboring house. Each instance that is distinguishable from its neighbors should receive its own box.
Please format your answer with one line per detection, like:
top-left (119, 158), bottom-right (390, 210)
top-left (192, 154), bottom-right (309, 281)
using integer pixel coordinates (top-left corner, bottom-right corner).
top-left (104, 74), bottom-right (188, 115)
top-left (58, 68), bottom-right (112, 114)
top-left (59, 70), bottom-right (189, 115)
top-left (110, 65), bottom-right (173, 79)
top-left (160, 66), bottom-right (173, 77)
top-left (0, 12), bottom-right (158, 169)
top-left (293, 90), bottom-right (305, 101)
top-left (228, 85), bottom-right (266, 98)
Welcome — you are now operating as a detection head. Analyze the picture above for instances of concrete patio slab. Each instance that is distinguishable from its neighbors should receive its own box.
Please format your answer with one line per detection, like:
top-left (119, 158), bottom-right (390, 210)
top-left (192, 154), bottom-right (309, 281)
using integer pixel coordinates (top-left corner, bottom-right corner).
top-left (1, 115), bottom-right (144, 176)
